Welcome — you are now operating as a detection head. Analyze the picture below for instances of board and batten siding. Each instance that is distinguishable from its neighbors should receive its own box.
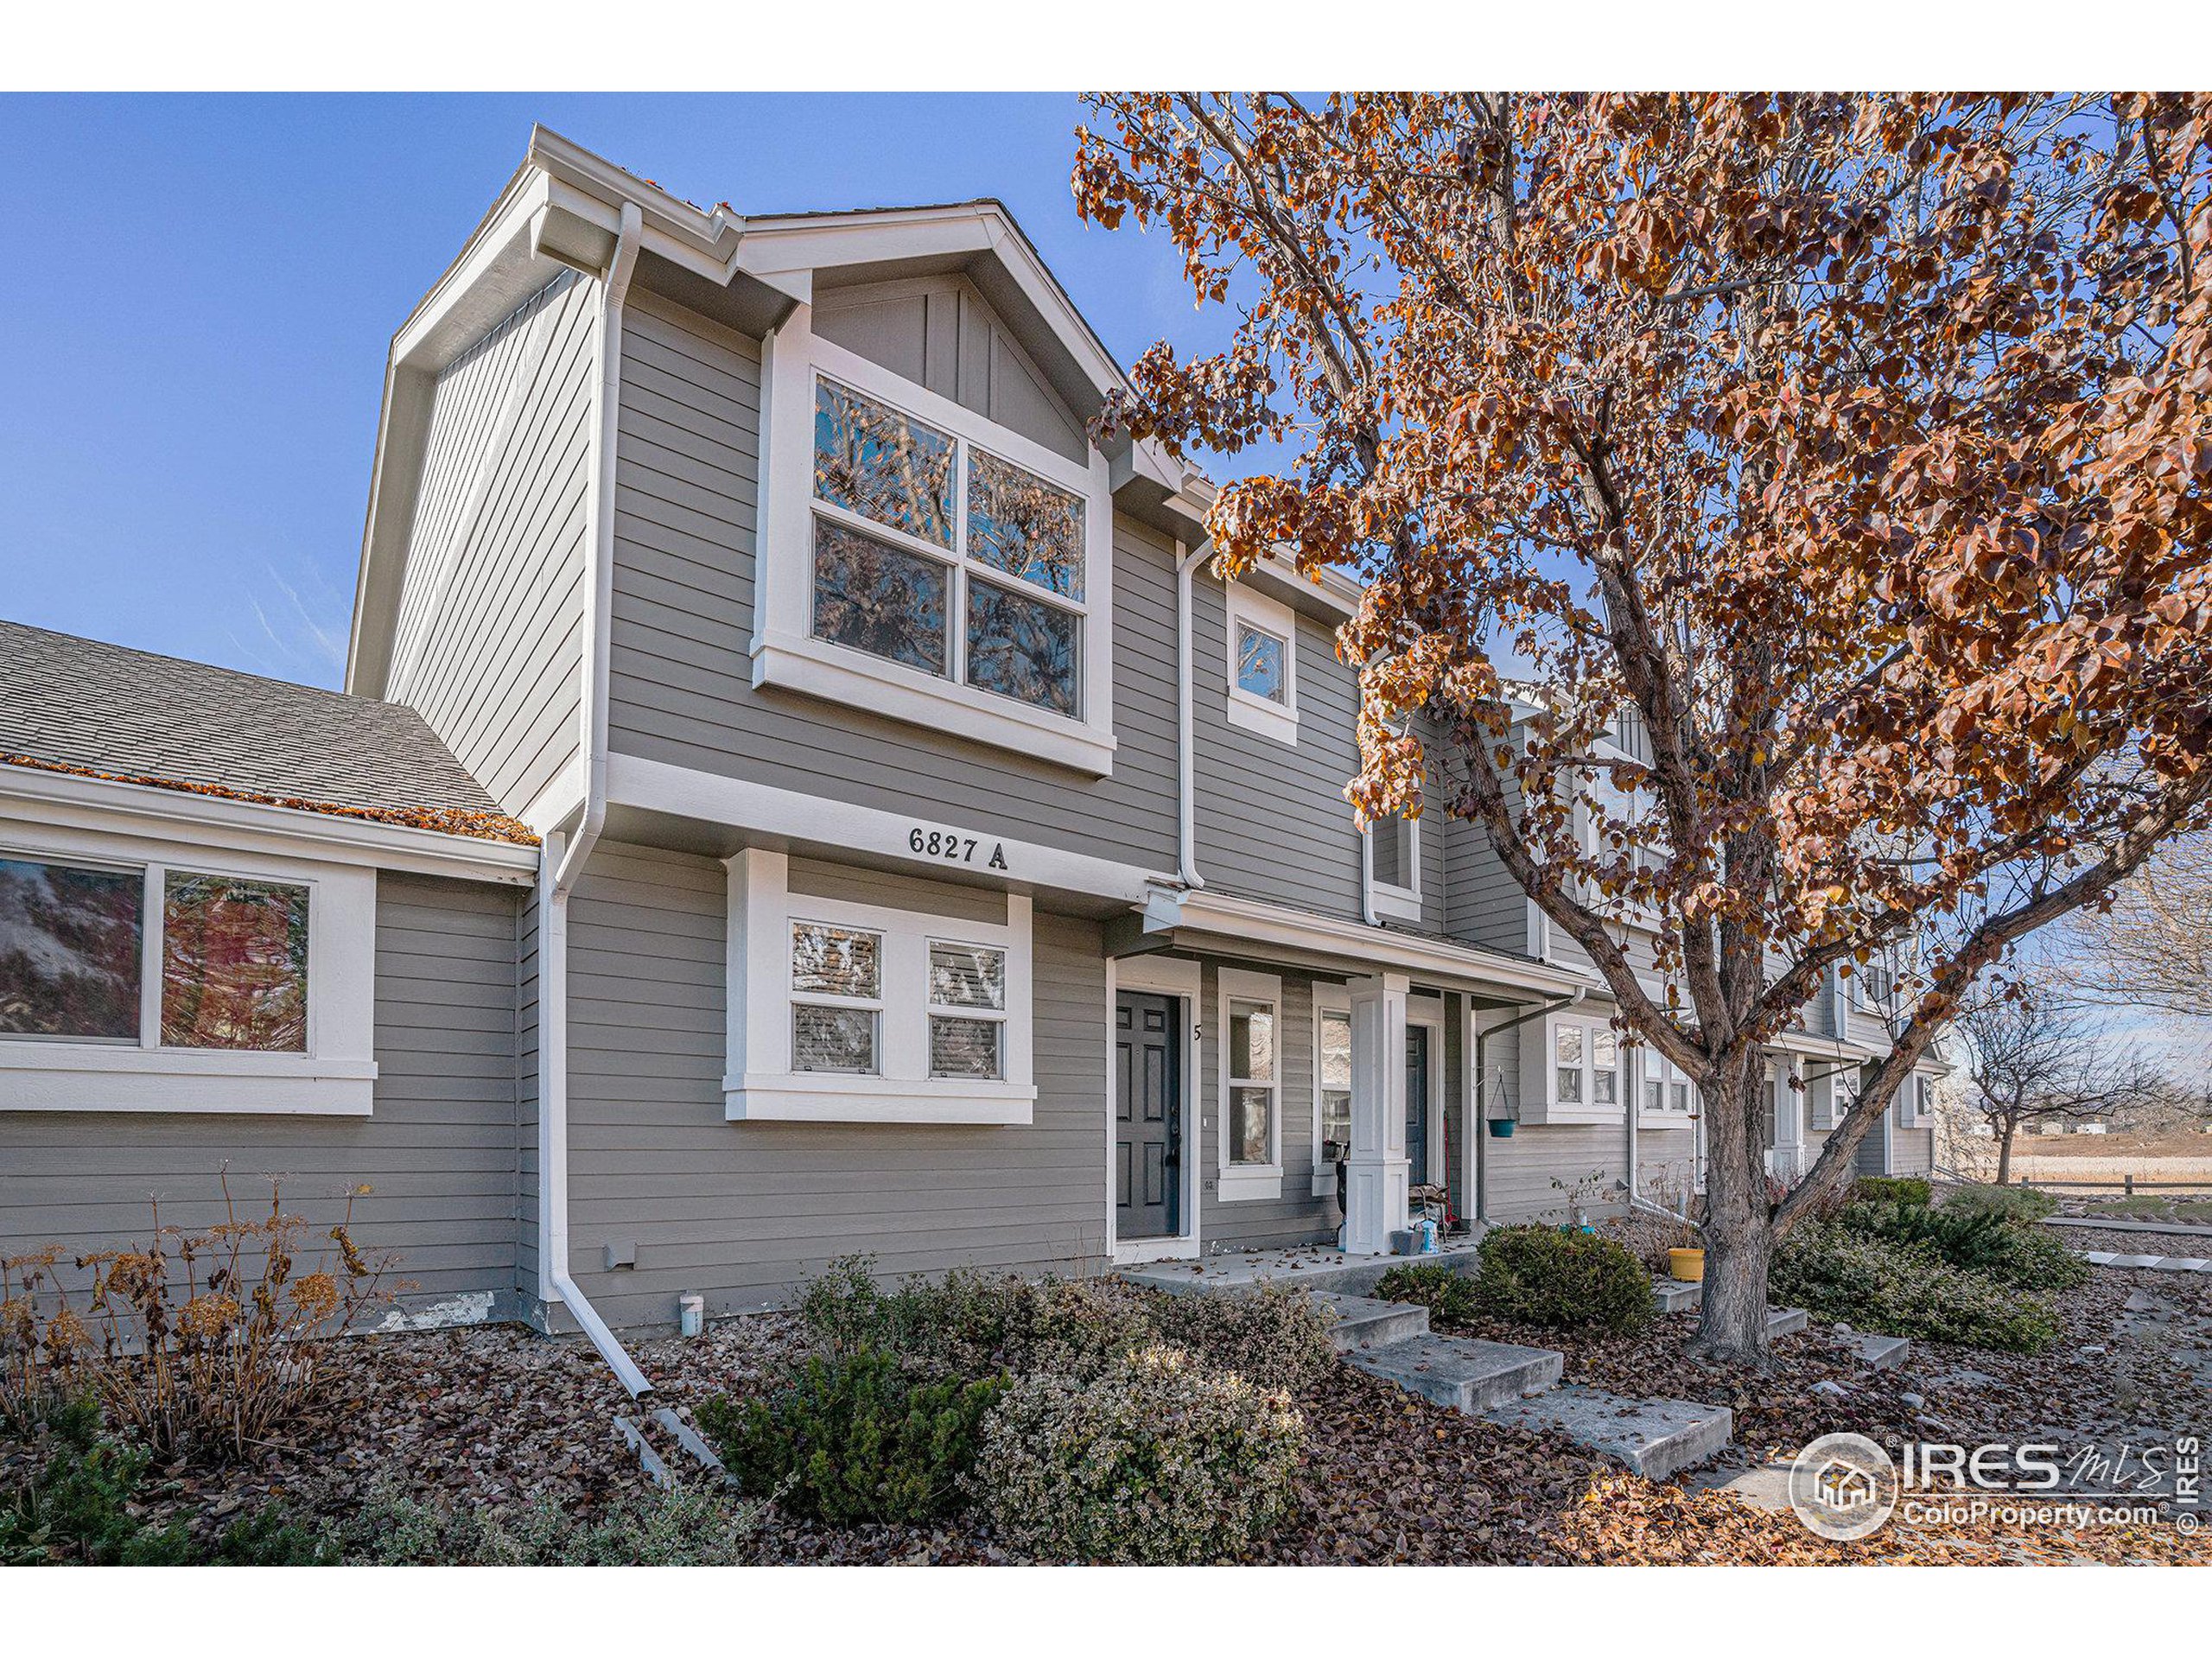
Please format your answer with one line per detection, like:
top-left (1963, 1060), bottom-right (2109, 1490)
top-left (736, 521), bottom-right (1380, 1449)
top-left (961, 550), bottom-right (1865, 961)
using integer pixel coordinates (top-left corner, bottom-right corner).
top-left (385, 272), bottom-right (598, 823)
top-left (0, 874), bottom-right (527, 1321)
top-left (559, 839), bottom-right (1112, 1328)
top-left (601, 290), bottom-right (1180, 874)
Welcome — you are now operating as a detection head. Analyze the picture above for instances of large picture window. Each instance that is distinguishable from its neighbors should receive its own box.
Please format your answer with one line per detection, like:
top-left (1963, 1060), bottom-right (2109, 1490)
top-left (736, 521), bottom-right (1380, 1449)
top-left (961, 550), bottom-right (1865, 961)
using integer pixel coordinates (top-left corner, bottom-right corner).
top-left (1, 858), bottom-right (308, 1053)
top-left (0, 834), bottom-right (375, 1118)
top-left (809, 377), bottom-right (1088, 721)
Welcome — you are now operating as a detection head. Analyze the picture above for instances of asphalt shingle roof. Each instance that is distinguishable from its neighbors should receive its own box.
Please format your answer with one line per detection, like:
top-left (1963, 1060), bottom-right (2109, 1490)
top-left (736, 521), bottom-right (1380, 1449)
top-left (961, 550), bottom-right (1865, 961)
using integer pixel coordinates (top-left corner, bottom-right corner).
top-left (0, 620), bottom-right (535, 845)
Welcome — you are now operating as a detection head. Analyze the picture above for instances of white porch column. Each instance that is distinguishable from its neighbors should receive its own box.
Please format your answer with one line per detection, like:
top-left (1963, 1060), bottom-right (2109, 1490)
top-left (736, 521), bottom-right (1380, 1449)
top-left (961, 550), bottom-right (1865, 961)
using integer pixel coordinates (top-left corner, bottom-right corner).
top-left (1344, 972), bottom-right (1411, 1255)
top-left (1772, 1053), bottom-right (1806, 1180)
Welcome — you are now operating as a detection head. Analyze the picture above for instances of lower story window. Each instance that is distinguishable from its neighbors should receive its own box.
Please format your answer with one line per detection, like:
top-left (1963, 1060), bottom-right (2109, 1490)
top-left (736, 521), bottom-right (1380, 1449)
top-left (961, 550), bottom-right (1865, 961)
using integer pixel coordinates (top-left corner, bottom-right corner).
top-left (790, 920), bottom-right (882, 1075)
top-left (927, 938), bottom-right (1006, 1081)
top-left (1227, 998), bottom-right (1276, 1165)
top-left (1316, 1003), bottom-right (1352, 1160)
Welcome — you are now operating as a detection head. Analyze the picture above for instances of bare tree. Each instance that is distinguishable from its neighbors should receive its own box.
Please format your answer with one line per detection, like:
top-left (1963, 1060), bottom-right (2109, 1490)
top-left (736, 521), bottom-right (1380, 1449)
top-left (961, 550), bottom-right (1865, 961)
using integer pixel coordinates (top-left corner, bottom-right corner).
top-left (2063, 832), bottom-right (2212, 1022)
top-left (1959, 985), bottom-right (2163, 1185)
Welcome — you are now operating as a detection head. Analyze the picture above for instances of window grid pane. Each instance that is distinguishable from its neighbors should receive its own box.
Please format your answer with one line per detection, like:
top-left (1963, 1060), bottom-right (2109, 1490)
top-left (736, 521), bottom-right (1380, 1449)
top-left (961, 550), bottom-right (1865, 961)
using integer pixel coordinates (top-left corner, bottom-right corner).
top-left (811, 518), bottom-right (950, 676)
top-left (160, 873), bottom-right (308, 1052)
top-left (812, 378), bottom-right (954, 547)
top-left (0, 857), bottom-right (143, 1041)
top-left (966, 448), bottom-right (1084, 600)
top-left (930, 1014), bottom-right (1002, 1080)
top-left (793, 1005), bottom-right (877, 1074)
top-left (964, 576), bottom-right (1079, 717)
top-left (791, 922), bottom-right (881, 999)
top-left (928, 941), bottom-right (1004, 1010)
top-left (1229, 1000), bottom-right (1274, 1084)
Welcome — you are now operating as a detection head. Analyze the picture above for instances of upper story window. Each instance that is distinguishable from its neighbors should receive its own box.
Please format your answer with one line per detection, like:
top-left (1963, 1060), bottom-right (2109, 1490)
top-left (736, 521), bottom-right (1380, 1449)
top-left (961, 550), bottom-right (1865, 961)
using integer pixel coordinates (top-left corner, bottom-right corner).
top-left (755, 308), bottom-right (1116, 775)
top-left (0, 834), bottom-right (376, 1116)
top-left (1368, 812), bottom-right (1421, 924)
top-left (1223, 582), bottom-right (1299, 746)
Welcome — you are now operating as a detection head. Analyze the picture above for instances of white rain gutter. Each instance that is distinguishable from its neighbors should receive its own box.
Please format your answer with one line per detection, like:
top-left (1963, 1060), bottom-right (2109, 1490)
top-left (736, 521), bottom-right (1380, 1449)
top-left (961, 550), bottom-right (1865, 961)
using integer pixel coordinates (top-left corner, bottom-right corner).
top-left (1173, 537), bottom-right (1209, 891)
top-left (538, 201), bottom-right (652, 1399)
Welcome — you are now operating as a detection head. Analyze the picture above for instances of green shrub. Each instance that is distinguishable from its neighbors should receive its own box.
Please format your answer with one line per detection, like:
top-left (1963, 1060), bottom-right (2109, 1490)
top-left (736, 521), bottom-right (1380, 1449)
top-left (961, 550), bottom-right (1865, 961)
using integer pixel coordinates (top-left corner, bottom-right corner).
top-left (697, 1347), bottom-right (1005, 1525)
top-left (1840, 1199), bottom-right (2088, 1291)
top-left (1771, 1222), bottom-right (2061, 1352)
top-left (0, 1398), bottom-right (197, 1565)
top-left (1942, 1184), bottom-right (2058, 1222)
top-left (974, 1345), bottom-right (1302, 1563)
top-left (795, 1255), bottom-right (1151, 1383)
top-left (339, 1483), bottom-right (763, 1566)
top-left (1375, 1262), bottom-right (1484, 1327)
top-left (1470, 1225), bottom-right (1653, 1333)
top-left (1853, 1176), bottom-right (1932, 1209)
top-left (1147, 1284), bottom-right (1338, 1395)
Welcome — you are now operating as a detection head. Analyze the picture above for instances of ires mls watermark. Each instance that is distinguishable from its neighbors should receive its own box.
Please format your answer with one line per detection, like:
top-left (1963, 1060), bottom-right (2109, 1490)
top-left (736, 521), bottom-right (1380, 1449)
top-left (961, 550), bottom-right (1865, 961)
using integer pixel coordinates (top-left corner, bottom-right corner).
top-left (1787, 1431), bottom-right (2202, 1541)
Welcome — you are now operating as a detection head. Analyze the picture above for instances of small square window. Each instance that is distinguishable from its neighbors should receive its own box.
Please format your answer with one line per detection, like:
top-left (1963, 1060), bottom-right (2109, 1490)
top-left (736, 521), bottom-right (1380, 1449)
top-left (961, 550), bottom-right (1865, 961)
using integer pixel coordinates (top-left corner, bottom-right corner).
top-left (791, 923), bottom-right (881, 998)
top-left (929, 941), bottom-right (1004, 1010)
top-left (930, 1015), bottom-right (1002, 1080)
top-left (1236, 623), bottom-right (1288, 703)
top-left (793, 1005), bottom-right (877, 1074)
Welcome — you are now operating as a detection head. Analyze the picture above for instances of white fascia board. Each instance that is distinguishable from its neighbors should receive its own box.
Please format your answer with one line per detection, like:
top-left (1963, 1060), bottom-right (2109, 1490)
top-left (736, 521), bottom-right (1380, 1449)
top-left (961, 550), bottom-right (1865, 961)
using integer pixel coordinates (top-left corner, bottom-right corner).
top-left (1764, 1027), bottom-right (1882, 1065)
top-left (1159, 888), bottom-right (1597, 1000)
top-left (607, 750), bottom-right (1176, 907)
top-left (0, 766), bottom-right (538, 887)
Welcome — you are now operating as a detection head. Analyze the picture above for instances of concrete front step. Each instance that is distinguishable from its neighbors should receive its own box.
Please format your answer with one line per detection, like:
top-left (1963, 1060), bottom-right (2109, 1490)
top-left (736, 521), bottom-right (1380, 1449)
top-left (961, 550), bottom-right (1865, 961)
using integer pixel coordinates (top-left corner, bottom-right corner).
top-left (1313, 1292), bottom-right (1431, 1352)
top-left (1767, 1306), bottom-right (1809, 1338)
top-left (1481, 1385), bottom-right (1734, 1480)
top-left (2082, 1250), bottom-right (2212, 1273)
top-left (1847, 1332), bottom-right (1911, 1370)
top-left (1654, 1278), bottom-right (1702, 1313)
top-left (1346, 1332), bottom-right (1563, 1412)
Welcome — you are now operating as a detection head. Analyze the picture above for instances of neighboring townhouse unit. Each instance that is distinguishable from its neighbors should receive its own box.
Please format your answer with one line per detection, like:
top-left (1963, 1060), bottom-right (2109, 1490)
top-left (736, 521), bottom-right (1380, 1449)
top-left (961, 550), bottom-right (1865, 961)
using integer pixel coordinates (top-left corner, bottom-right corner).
top-left (0, 130), bottom-right (1945, 1357)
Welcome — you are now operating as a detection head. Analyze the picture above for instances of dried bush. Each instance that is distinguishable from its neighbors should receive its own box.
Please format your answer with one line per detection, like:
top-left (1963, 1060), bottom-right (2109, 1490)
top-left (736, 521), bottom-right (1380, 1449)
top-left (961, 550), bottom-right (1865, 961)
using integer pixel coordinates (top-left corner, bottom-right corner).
top-left (697, 1347), bottom-right (1007, 1525)
top-left (1147, 1283), bottom-right (1338, 1395)
top-left (1471, 1225), bottom-right (1654, 1333)
top-left (0, 1178), bottom-right (400, 1461)
top-left (974, 1344), bottom-right (1302, 1563)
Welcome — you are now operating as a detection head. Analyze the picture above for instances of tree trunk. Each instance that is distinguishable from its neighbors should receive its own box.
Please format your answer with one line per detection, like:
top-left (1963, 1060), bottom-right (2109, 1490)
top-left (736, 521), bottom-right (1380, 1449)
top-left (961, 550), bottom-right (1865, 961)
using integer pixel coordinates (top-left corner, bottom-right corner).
top-left (1996, 1122), bottom-right (2014, 1186)
top-left (1693, 1052), bottom-right (1773, 1362)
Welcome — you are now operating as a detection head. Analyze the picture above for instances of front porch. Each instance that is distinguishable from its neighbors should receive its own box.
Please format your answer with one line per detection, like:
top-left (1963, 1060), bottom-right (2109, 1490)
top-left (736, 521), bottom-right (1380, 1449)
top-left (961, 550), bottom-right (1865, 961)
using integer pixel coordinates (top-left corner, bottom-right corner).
top-left (1120, 1233), bottom-right (1488, 1300)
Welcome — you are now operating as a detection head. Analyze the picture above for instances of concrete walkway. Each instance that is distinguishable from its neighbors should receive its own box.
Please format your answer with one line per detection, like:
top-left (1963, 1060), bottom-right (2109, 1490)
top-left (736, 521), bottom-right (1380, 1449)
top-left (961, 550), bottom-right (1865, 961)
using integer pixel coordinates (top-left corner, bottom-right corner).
top-left (2044, 1215), bottom-right (2212, 1239)
top-left (2078, 1249), bottom-right (2212, 1273)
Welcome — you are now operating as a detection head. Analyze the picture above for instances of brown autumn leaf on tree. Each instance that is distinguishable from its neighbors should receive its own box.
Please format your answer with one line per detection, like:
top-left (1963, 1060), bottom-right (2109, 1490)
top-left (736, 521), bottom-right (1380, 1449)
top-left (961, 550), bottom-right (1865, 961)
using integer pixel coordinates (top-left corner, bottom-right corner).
top-left (1073, 92), bottom-right (2212, 1360)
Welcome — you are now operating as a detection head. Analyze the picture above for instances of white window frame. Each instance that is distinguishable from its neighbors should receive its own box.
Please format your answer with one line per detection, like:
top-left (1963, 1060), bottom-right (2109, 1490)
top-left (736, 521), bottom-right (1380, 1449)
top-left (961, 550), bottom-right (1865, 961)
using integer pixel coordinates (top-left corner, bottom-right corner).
top-left (0, 823), bottom-right (375, 1116)
top-left (1637, 1047), bottom-right (1699, 1128)
top-left (1901, 1073), bottom-right (1934, 1128)
top-left (1310, 982), bottom-right (1353, 1198)
top-left (1407, 993), bottom-right (1446, 1186)
top-left (1223, 581), bottom-right (1300, 746)
top-left (1216, 966), bottom-right (1283, 1200)
top-left (787, 919), bottom-right (886, 1077)
top-left (1576, 737), bottom-right (1664, 928)
top-left (753, 308), bottom-right (1117, 776)
top-left (1363, 812), bottom-right (1422, 924)
top-left (725, 848), bottom-right (1033, 1123)
top-left (1519, 1009), bottom-right (1627, 1125)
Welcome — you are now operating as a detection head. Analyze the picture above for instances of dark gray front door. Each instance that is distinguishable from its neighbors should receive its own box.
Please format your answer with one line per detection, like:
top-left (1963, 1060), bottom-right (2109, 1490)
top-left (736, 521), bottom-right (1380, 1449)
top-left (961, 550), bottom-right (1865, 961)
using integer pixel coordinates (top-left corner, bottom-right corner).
top-left (1406, 1025), bottom-right (1432, 1184)
top-left (1116, 992), bottom-right (1180, 1239)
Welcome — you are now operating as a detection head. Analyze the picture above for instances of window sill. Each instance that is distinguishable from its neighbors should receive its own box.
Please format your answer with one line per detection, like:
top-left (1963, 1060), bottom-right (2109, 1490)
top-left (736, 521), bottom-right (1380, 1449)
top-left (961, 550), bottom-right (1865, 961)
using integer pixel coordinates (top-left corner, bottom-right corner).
top-left (724, 1071), bottom-right (1037, 1125)
top-left (0, 1045), bottom-right (377, 1116)
top-left (1224, 688), bottom-right (1299, 747)
top-left (1216, 1166), bottom-right (1283, 1202)
top-left (1518, 1103), bottom-right (1628, 1128)
top-left (1311, 1165), bottom-right (1342, 1199)
top-left (1112, 1235), bottom-right (1199, 1265)
top-left (1638, 1110), bottom-right (1697, 1131)
top-left (752, 632), bottom-right (1116, 777)
top-left (1370, 884), bottom-right (1422, 924)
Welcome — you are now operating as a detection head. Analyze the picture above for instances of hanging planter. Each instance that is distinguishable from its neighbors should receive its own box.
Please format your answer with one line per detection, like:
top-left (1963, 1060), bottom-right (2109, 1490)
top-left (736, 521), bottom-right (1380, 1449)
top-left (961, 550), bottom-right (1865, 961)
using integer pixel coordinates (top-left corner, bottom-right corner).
top-left (1487, 1117), bottom-right (1516, 1138)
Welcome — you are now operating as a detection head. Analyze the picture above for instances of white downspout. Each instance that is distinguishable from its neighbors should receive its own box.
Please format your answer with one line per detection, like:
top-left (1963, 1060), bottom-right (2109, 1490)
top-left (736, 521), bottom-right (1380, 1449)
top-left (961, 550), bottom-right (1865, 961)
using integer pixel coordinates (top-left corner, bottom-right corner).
top-left (1173, 537), bottom-right (1208, 891)
top-left (538, 200), bottom-right (651, 1399)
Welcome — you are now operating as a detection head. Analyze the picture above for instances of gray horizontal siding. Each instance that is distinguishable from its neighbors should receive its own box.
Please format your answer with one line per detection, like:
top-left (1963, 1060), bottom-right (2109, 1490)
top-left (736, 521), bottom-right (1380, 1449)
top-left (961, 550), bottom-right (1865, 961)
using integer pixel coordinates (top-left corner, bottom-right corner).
top-left (0, 874), bottom-right (524, 1316)
top-left (561, 839), bottom-right (1110, 1326)
top-left (605, 294), bottom-right (1179, 873)
top-left (1198, 961), bottom-right (1334, 1253)
top-left (1471, 1012), bottom-right (1633, 1222)
top-left (388, 272), bottom-right (596, 820)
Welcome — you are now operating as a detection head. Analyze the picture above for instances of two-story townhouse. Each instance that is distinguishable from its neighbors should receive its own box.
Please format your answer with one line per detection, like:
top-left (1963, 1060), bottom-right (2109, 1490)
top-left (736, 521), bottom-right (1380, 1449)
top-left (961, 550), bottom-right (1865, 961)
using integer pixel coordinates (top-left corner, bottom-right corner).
top-left (0, 130), bottom-right (1943, 1386)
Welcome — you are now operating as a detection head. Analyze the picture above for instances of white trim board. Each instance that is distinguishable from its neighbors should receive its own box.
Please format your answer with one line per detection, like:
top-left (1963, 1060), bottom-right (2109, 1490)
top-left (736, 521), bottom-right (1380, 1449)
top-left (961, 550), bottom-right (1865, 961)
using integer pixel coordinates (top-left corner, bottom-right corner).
top-left (1107, 952), bottom-right (1203, 1265)
top-left (608, 749), bottom-right (1177, 907)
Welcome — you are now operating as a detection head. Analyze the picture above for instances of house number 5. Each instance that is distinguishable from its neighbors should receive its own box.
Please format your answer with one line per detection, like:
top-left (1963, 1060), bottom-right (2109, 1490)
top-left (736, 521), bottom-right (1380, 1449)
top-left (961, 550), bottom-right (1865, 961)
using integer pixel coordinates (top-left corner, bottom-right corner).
top-left (908, 826), bottom-right (1009, 871)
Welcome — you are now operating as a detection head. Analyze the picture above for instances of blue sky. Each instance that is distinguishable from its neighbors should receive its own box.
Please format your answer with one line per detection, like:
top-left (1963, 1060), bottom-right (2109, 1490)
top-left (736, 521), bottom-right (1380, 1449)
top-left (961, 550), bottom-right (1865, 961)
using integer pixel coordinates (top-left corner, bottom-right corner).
top-left (0, 93), bottom-right (1230, 689)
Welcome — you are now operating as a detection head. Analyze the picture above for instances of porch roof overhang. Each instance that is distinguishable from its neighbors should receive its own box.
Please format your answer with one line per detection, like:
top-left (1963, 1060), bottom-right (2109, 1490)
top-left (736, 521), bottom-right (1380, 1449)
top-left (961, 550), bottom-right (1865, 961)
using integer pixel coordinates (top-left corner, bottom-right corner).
top-left (1120, 887), bottom-right (1598, 1008)
top-left (1764, 1028), bottom-right (1885, 1070)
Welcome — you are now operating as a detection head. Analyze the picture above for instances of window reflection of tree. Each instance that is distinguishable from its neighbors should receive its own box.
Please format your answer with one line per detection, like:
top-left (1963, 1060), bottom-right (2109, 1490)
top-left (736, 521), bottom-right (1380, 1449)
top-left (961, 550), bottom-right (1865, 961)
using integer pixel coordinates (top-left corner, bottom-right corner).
top-left (967, 450), bottom-right (1084, 599)
top-left (812, 382), bottom-right (954, 548)
top-left (967, 581), bottom-right (1077, 716)
top-left (812, 521), bottom-right (949, 674)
